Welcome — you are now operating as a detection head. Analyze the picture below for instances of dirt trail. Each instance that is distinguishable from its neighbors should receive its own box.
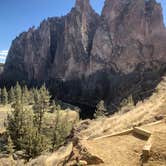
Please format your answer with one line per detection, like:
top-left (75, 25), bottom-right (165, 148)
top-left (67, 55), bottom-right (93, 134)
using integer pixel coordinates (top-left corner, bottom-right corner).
top-left (82, 134), bottom-right (146, 166)
top-left (79, 121), bottom-right (166, 166)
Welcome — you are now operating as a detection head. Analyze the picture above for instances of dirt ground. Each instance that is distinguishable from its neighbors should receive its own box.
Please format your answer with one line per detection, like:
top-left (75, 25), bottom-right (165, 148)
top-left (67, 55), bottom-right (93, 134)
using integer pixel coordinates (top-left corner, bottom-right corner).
top-left (81, 134), bottom-right (146, 166)
top-left (78, 120), bottom-right (166, 166)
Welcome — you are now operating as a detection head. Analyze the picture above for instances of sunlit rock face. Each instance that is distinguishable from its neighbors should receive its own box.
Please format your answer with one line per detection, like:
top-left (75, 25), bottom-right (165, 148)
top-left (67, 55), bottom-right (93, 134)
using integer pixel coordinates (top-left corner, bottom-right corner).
top-left (3, 0), bottom-right (166, 108)
top-left (90, 0), bottom-right (166, 74)
top-left (4, 0), bottom-right (99, 81)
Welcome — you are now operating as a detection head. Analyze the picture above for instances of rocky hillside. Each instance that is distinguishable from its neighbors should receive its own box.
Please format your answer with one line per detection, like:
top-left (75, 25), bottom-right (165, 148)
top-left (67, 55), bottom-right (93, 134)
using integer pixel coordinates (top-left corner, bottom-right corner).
top-left (2, 0), bottom-right (166, 110)
top-left (1, 76), bottom-right (166, 165)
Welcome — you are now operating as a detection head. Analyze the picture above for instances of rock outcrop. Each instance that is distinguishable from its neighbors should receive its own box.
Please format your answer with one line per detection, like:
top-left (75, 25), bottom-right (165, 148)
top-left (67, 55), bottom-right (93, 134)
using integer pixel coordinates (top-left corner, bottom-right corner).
top-left (4, 0), bottom-right (99, 82)
top-left (91, 0), bottom-right (166, 74)
top-left (2, 0), bottom-right (166, 111)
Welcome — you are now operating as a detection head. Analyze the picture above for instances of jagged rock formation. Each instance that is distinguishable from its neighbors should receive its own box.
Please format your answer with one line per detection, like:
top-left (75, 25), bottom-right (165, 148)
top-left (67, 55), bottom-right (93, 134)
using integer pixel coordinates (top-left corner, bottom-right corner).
top-left (91, 0), bottom-right (166, 74)
top-left (4, 0), bottom-right (99, 81)
top-left (2, 0), bottom-right (166, 112)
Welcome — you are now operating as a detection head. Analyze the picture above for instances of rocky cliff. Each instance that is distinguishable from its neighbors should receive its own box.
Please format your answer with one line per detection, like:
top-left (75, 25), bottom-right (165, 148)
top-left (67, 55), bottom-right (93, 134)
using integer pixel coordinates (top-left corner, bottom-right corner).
top-left (2, 0), bottom-right (166, 112)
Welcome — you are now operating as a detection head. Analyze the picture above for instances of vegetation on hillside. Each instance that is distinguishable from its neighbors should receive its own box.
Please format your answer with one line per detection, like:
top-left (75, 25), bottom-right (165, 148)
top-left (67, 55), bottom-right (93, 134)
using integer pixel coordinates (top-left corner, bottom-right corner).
top-left (0, 83), bottom-right (78, 159)
top-left (94, 100), bottom-right (108, 118)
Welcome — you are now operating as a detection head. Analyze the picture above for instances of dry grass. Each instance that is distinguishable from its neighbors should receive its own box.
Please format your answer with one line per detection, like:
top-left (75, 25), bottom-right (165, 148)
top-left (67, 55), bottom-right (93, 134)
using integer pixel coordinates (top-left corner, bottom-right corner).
top-left (44, 109), bottom-right (79, 124)
top-left (78, 77), bottom-right (166, 139)
top-left (0, 105), bottom-right (11, 132)
top-left (74, 77), bottom-right (166, 166)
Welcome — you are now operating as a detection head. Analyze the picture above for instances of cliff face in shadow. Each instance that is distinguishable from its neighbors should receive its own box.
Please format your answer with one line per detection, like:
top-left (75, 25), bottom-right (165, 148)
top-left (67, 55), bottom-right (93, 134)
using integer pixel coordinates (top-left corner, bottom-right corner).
top-left (2, 0), bottom-right (166, 112)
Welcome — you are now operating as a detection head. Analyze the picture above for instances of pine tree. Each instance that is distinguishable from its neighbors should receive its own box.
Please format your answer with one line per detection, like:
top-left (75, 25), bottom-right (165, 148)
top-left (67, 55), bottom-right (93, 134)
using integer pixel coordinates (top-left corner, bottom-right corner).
top-left (19, 109), bottom-right (47, 158)
top-left (23, 128), bottom-right (47, 158)
top-left (33, 84), bottom-right (51, 133)
top-left (7, 102), bottom-right (47, 158)
top-left (51, 110), bottom-right (71, 150)
top-left (94, 100), bottom-right (108, 118)
top-left (22, 85), bottom-right (29, 104)
top-left (14, 82), bottom-right (22, 103)
top-left (8, 87), bottom-right (15, 103)
top-left (127, 95), bottom-right (134, 106)
top-left (52, 109), bottom-right (61, 150)
top-left (6, 101), bottom-right (25, 149)
top-left (39, 84), bottom-right (50, 111)
top-left (1, 87), bottom-right (8, 105)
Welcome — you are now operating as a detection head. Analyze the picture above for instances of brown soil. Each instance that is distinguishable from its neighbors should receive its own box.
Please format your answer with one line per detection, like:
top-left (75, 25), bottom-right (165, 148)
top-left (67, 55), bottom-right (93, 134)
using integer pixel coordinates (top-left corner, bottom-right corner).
top-left (81, 134), bottom-right (145, 166)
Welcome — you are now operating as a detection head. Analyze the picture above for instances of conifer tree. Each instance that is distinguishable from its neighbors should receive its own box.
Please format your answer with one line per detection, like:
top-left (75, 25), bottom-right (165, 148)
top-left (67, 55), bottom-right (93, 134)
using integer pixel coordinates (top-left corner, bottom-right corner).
top-left (28, 89), bottom-right (35, 104)
top-left (14, 82), bottom-right (22, 103)
top-left (51, 111), bottom-right (71, 150)
top-left (23, 127), bottom-right (47, 158)
top-left (52, 109), bottom-right (61, 150)
top-left (19, 109), bottom-right (47, 158)
top-left (33, 84), bottom-right (50, 133)
top-left (40, 84), bottom-right (50, 111)
top-left (7, 102), bottom-right (47, 158)
top-left (1, 87), bottom-right (8, 105)
top-left (6, 135), bottom-right (14, 155)
top-left (8, 87), bottom-right (15, 103)
top-left (22, 85), bottom-right (29, 104)
top-left (7, 101), bottom-right (25, 149)
top-left (94, 100), bottom-right (108, 118)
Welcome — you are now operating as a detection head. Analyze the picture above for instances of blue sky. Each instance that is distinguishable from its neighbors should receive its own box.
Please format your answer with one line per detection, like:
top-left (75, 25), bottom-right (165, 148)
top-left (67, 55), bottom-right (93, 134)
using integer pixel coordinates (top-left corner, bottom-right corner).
top-left (0, 0), bottom-right (165, 63)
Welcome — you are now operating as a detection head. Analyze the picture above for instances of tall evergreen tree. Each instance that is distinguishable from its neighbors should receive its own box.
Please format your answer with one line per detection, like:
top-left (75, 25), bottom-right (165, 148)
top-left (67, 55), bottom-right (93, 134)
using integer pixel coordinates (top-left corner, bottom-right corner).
top-left (51, 111), bottom-right (71, 150)
top-left (19, 109), bottom-right (47, 158)
top-left (23, 127), bottom-right (47, 158)
top-left (1, 87), bottom-right (8, 105)
top-left (7, 102), bottom-right (47, 158)
top-left (40, 84), bottom-right (50, 110)
top-left (94, 100), bottom-right (108, 118)
top-left (33, 84), bottom-right (50, 133)
top-left (52, 109), bottom-right (60, 150)
top-left (6, 101), bottom-right (25, 149)
top-left (14, 82), bottom-right (22, 103)
top-left (22, 85), bottom-right (29, 104)
top-left (8, 87), bottom-right (15, 103)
